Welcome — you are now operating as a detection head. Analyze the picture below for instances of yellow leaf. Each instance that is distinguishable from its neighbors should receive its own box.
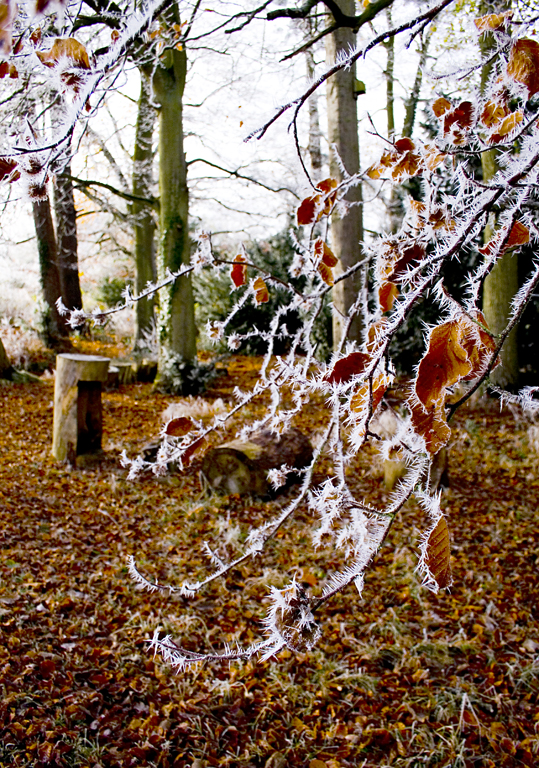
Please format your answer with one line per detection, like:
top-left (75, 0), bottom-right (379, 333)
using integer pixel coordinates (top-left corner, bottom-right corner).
top-left (253, 276), bottom-right (269, 304)
top-left (474, 12), bottom-right (512, 33)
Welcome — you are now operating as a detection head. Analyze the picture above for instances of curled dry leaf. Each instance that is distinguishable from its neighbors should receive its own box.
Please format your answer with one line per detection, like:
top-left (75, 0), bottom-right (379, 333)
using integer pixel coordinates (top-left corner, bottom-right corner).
top-left (480, 220), bottom-right (529, 256)
top-left (432, 97), bottom-right (451, 117)
top-left (415, 320), bottom-right (473, 410)
top-left (424, 517), bottom-right (452, 589)
top-left (36, 38), bottom-right (90, 70)
top-left (474, 11), bottom-right (512, 33)
top-left (317, 260), bottom-right (334, 286)
top-left (0, 156), bottom-right (20, 182)
top-left (507, 38), bottom-right (539, 97)
top-left (349, 371), bottom-right (391, 418)
top-left (296, 178), bottom-right (337, 226)
top-left (441, 101), bottom-right (474, 144)
top-left (367, 138), bottom-right (422, 182)
top-left (379, 281), bottom-right (398, 313)
top-left (313, 238), bottom-right (338, 268)
top-left (231, 253), bottom-right (247, 288)
top-left (410, 400), bottom-right (451, 455)
top-left (489, 110), bottom-right (523, 144)
top-left (253, 276), bottom-right (269, 304)
top-left (480, 99), bottom-right (508, 129)
top-left (324, 352), bottom-right (371, 385)
top-left (165, 417), bottom-right (192, 437)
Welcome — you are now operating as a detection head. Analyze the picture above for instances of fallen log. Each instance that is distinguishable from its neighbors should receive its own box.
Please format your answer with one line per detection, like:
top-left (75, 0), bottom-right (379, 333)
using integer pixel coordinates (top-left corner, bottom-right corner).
top-left (201, 428), bottom-right (313, 496)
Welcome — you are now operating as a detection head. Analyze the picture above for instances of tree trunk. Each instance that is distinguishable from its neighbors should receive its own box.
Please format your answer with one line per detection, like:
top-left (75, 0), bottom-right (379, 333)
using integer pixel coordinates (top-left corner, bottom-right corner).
top-left (152, 45), bottom-right (196, 389)
top-left (54, 156), bottom-right (83, 311)
top-left (306, 47), bottom-right (323, 176)
top-left (201, 428), bottom-right (313, 496)
top-left (325, 0), bottom-right (364, 349)
top-left (480, 7), bottom-right (519, 388)
top-left (133, 66), bottom-right (157, 346)
top-left (0, 335), bottom-right (13, 378)
top-left (52, 353), bottom-right (110, 464)
top-left (32, 197), bottom-right (68, 343)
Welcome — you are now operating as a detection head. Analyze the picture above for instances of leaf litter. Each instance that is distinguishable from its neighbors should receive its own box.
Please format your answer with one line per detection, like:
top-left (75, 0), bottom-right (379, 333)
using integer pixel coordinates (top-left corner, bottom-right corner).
top-left (0, 352), bottom-right (538, 767)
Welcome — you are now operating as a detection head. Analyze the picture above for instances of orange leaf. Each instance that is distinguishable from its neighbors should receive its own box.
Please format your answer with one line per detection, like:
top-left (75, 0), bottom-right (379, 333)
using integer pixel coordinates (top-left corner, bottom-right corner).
top-left (314, 238), bottom-right (338, 267)
top-left (325, 352), bottom-right (371, 385)
top-left (507, 38), bottom-right (539, 97)
top-left (505, 220), bottom-right (529, 249)
top-left (36, 37), bottom-right (90, 70)
top-left (297, 179), bottom-right (338, 225)
top-left (316, 177), bottom-right (338, 195)
top-left (415, 320), bottom-right (472, 409)
top-left (424, 517), bottom-right (452, 589)
top-left (443, 102), bottom-right (474, 142)
top-left (432, 97), bottom-right (452, 117)
top-left (231, 253), bottom-right (247, 287)
top-left (480, 100), bottom-right (508, 128)
top-left (474, 12), bottom-right (512, 32)
top-left (317, 261), bottom-right (334, 286)
top-left (410, 399), bottom-right (451, 454)
top-left (165, 417), bottom-right (192, 437)
top-left (489, 110), bottom-right (523, 143)
top-left (379, 281), bottom-right (398, 313)
top-left (253, 276), bottom-right (269, 304)
top-left (349, 372), bottom-right (390, 416)
top-left (423, 143), bottom-right (446, 171)
top-left (366, 318), bottom-right (388, 353)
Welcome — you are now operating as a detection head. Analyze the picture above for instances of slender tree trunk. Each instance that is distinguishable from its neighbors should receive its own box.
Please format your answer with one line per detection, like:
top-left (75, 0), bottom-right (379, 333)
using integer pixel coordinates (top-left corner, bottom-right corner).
top-left (384, 8), bottom-right (395, 140)
top-left (306, 48), bottom-right (323, 176)
top-left (0, 335), bottom-right (13, 378)
top-left (32, 197), bottom-right (68, 343)
top-left (480, 7), bottom-right (519, 388)
top-left (54, 155), bottom-right (83, 311)
top-left (133, 65), bottom-right (157, 346)
top-left (387, 29), bottom-right (430, 234)
top-left (325, 0), bottom-right (364, 348)
top-left (152, 45), bottom-right (196, 387)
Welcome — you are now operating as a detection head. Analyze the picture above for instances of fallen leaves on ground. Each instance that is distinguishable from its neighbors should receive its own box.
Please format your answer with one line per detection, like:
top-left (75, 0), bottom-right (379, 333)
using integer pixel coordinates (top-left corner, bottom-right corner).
top-left (0, 351), bottom-right (538, 767)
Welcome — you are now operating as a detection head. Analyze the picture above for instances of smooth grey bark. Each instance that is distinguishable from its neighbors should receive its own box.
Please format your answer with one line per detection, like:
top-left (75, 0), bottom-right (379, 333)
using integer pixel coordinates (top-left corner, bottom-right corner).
top-left (54, 156), bottom-right (83, 311)
top-left (32, 197), bottom-right (68, 343)
top-left (325, 0), bottom-right (364, 348)
top-left (133, 66), bottom-right (157, 345)
top-left (152, 45), bottom-right (196, 386)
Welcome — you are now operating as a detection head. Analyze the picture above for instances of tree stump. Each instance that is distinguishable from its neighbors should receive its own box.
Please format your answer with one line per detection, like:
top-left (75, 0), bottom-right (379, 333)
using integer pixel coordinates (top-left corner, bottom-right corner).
top-left (201, 428), bottom-right (313, 496)
top-left (52, 354), bottom-right (110, 464)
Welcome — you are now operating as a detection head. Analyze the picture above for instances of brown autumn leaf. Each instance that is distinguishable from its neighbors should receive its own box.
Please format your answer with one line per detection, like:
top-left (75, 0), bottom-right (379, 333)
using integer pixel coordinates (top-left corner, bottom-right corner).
top-left (314, 238), bottom-right (338, 268)
top-left (424, 517), bottom-right (452, 589)
top-left (182, 436), bottom-right (205, 465)
top-left (296, 179), bottom-right (338, 225)
top-left (349, 372), bottom-right (390, 417)
top-left (379, 281), bottom-right (399, 313)
top-left (432, 97), bottom-right (452, 117)
top-left (507, 38), bottom-right (539, 97)
top-left (165, 417), bottom-right (193, 437)
top-left (460, 312), bottom-right (498, 381)
top-left (0, 157), bottom-right (20, 182)
top-left (366, 317), bottom-right (388, 353)
top-left (36, 38), bottom-right (91, 70)
top-left (231, 253), bottom-right (247, 287)
top-left (474, 12), bottom-right (512, 33)
top-left (443, 101), bottom-right (474, 143)
top-left (324, 352), bottom-right (371, 385)
top-left (480, 220), bottom-right (529, 256)
top-left (415, 320), bottom-right (472, 409)
top-left (317, 260), bottom-right (334, 286)
top-left (410, 399), bottom-right (451, 454)
top-left (423, 143), bottom-right (447, 171)
top-left (480, 100), bottom-right (509, 129)
top-left (253, 276), bottom-right (269, 304)
top-left (489, 110), bottom-right (523, 143)
top-left (387, 242), bottom-right (425, 283)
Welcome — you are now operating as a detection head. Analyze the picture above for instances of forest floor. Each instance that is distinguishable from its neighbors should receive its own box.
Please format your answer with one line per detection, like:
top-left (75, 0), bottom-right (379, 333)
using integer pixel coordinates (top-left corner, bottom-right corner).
top-left (0, 342), bottom-right (538, 768)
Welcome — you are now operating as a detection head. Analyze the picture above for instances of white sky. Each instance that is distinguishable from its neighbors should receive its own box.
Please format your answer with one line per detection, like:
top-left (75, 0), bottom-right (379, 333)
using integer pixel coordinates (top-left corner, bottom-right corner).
top-left (0, 0), bottom-right (481, 322)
